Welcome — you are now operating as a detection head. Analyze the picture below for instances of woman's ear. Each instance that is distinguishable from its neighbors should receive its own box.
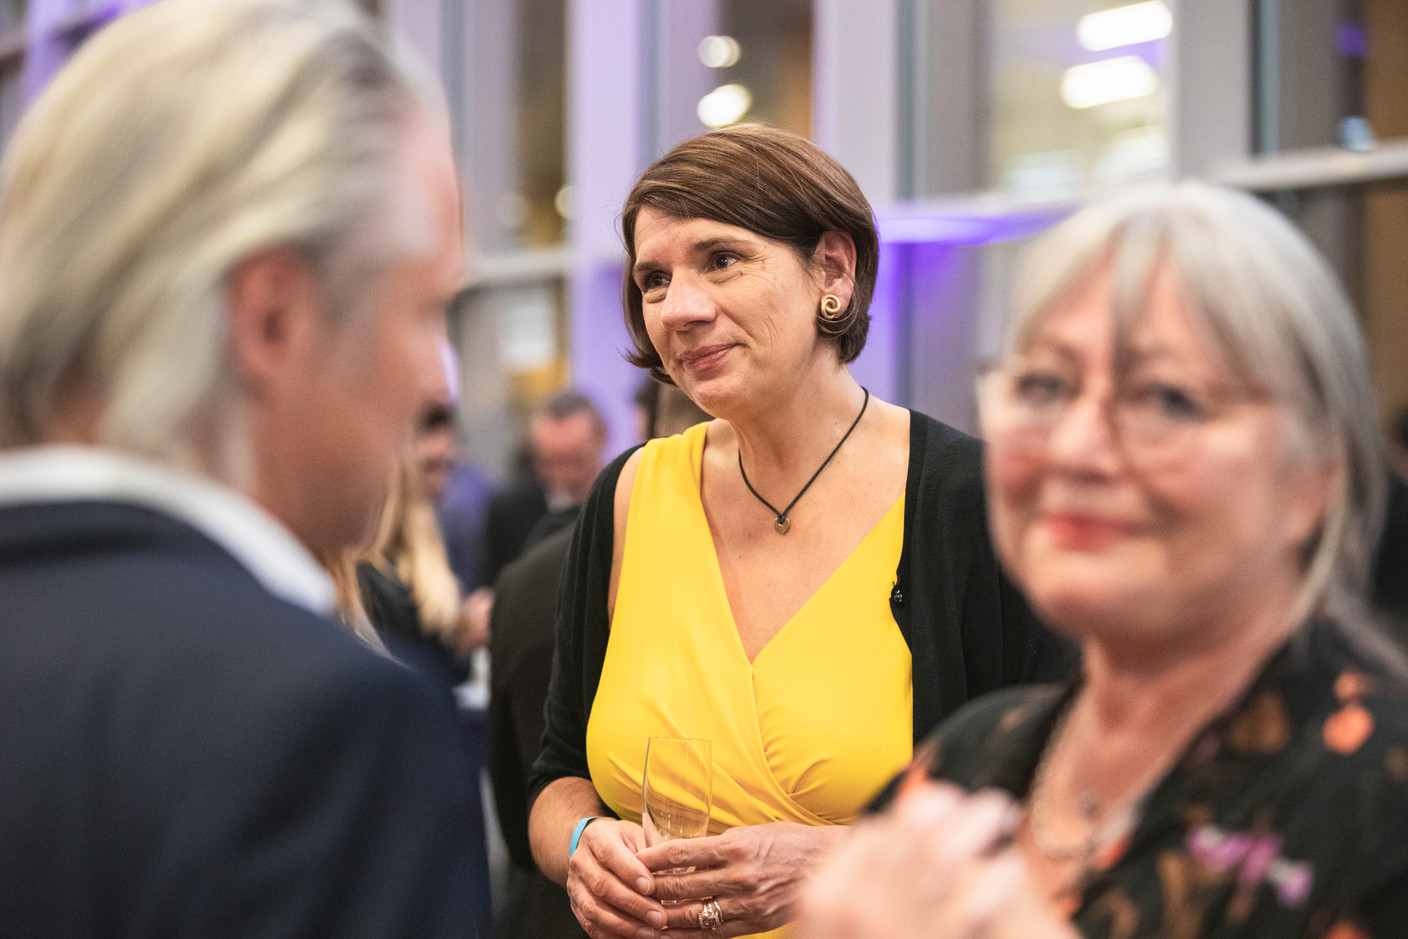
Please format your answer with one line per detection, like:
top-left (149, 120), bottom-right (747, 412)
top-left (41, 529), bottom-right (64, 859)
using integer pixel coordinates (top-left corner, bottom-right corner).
top-left (815, 230), bottom-right (857, 309)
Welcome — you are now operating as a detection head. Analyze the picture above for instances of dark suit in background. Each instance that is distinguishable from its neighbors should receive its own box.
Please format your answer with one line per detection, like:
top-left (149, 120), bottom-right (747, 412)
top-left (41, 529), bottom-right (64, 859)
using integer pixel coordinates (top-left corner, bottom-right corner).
top-left (482, 479), bottom-right (548, 586)
top-left (488, 525), bottom-right (585, 939)
top-left (439, 461), bottom-right (495, 593)
top-left (0, 500), bottom-right (482, 938)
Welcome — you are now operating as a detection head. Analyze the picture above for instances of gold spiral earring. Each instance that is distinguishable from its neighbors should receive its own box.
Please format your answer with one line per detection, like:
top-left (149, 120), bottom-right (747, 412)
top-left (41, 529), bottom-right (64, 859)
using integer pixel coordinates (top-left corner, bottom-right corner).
top-left (819, 294), bottom-right (843, 321)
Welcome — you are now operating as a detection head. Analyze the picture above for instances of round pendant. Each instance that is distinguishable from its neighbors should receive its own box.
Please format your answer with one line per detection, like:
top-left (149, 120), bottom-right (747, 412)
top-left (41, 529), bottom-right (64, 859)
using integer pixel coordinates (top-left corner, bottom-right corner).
top-left (774, 515), bottom-right (790, 535)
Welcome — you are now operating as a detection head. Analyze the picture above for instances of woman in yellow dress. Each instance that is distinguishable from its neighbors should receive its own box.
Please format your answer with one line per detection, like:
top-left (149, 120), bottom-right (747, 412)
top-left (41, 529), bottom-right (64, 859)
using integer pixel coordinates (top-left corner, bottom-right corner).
top-left (527, 126), bottom-right (1073, 939)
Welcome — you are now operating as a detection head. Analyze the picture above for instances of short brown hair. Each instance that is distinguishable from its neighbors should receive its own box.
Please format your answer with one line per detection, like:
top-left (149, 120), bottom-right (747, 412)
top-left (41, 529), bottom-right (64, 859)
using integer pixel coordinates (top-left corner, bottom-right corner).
top-left (620, 125), bottom-right (879, 384)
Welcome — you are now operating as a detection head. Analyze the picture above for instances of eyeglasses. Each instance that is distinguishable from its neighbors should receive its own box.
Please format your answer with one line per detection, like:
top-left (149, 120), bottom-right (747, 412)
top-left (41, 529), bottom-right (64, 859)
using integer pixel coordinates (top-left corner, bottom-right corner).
top-left (974, 355), bottom-right (1260, 471)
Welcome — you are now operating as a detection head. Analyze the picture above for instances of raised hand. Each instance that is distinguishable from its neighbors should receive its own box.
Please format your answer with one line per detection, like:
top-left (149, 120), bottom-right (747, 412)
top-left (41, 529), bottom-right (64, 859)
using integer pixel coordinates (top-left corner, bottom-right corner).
top-left (794, 782), bottom-right (1078, 939)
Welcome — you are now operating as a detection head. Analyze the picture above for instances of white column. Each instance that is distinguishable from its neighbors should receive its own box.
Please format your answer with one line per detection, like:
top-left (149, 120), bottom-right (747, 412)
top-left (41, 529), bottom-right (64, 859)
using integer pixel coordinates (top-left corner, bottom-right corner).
top-left (649, 0), bottom-right (719, 157)
top-left (567, 0), bottom-right (650, 457)
top-left (446, 0), bottom-right (519, 254)
top-left (892, 0), bottom-right (990, 424)
top-left (904, 0), bottom-right (985, 196)
top-left (1168, 0), bottom-right (1253, 176)
top-left (813, 0), bottom-right (901, 405)
top-left (813, 0), bottom-right (900, 205)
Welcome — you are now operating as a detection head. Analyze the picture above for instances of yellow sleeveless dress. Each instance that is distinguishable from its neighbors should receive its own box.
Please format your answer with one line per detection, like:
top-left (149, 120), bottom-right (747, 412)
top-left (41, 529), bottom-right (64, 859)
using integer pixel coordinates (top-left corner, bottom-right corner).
top-left (586, 423), bottom-right (912, 939)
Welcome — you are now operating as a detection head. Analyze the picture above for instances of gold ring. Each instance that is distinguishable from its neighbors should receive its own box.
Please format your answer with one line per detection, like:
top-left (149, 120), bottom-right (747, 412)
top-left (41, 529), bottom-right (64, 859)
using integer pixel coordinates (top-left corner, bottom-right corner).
top-left (699, 899), bottom-right (724, 931)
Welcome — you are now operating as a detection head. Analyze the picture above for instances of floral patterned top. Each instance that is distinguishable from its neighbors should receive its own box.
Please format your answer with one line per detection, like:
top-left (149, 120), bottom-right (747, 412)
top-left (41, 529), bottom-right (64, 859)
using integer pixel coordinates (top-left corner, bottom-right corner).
top-left (885, 620), bottom-right (1408, 938)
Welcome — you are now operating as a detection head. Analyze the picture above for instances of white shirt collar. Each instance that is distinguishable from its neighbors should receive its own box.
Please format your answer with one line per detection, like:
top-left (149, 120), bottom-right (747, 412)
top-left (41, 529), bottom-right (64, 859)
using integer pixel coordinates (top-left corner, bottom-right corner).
top-left (0, 446), bottom-right (335, 616)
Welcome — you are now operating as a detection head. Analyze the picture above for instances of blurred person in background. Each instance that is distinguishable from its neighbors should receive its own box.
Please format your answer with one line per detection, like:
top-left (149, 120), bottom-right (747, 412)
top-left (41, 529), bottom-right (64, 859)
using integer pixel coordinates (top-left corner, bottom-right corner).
top-left (358, 444), bottom-right (488, 691)
top-left (481, 389), bottom-right (609, 584)
top-left (631, 379), bottom-right (657, 443)
top-left (426, 399), bottom-right (496, 594)
top-left (648, 383), bottom-right (717, 441)
top-left (418, 400), bottom-right (460, 504)
top-left (325, 433), bottom-right (497, 936)
top-left (419, 341), bottom-right (496, 594)
top-left (465, 389), bottom-right (610, 705)
top-left (0, 0), bottom-right (483, 936)
top-left (633, 375), bottom-right (712, 444)
top-left (651, 380), bottom-right (712, 439)
top-left (798, 183), bottom-right (1408, 938)
top-left (528, 125), bottom-right (1070, 939)
top-left (354, 443), bottom-right (493, 938)
top-left (488, 382), bottom-right (709, 939)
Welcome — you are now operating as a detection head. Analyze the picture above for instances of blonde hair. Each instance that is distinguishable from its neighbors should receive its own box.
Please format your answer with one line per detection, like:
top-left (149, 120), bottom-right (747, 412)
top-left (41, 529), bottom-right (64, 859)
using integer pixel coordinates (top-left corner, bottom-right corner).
top-left (1007, 183), bottom-right (1385, 616)
top-left (316, 546), bottom-right (390, 654)
top-left (0, 0), bottom-right (434, 483)
top-left (365, 449), bottom-right (463, 645)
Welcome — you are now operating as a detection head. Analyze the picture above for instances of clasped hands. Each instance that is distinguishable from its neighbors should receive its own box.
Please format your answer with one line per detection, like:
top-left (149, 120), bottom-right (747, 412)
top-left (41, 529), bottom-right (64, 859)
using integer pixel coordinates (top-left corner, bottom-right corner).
top-left (566, 819), bottom-right (835, 939)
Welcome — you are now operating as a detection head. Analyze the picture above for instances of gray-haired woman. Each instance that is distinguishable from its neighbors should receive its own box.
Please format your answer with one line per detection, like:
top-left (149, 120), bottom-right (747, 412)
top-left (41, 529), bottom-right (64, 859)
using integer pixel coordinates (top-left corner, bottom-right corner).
top-left (799, 182), bottom-right (1408, 938)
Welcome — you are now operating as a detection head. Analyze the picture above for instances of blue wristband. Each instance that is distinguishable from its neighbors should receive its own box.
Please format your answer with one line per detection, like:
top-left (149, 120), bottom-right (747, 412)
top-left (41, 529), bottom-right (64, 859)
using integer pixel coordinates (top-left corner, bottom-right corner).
top-left (569, 816), bottom-right (603, 857)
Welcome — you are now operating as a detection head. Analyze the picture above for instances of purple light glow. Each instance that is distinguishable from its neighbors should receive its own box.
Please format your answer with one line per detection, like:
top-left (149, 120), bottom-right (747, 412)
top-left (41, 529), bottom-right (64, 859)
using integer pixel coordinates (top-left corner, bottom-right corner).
top-left (55, 3), bottom-right (123, 41)
top-left (1337, 23), bottom-right (1367, 59)
top-left (876, 202), bottom-right (1071, 247)
top-left (1011, 30), bottom-right (1168, 71)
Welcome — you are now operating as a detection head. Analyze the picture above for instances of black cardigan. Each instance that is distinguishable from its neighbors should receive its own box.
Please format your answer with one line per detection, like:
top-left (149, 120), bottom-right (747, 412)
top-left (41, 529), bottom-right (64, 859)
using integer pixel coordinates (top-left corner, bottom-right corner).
top-left (527, 411), bottom-right (1075, 809)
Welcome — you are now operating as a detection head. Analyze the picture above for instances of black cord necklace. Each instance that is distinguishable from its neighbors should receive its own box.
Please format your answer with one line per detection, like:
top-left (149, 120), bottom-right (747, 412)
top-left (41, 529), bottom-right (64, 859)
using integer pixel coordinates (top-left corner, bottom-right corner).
top-left (737, 387), bottom-right (870, 535)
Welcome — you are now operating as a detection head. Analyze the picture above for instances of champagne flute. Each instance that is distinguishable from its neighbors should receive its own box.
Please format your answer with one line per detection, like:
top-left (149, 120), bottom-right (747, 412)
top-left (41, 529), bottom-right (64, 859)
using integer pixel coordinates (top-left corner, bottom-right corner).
top-left (642, 736), bottom-right (712, 849)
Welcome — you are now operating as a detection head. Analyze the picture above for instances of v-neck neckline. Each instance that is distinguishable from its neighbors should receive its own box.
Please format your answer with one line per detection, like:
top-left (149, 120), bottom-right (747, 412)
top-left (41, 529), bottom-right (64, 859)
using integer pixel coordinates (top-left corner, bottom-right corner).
top-left (690, 427), bottom-right (906, 667)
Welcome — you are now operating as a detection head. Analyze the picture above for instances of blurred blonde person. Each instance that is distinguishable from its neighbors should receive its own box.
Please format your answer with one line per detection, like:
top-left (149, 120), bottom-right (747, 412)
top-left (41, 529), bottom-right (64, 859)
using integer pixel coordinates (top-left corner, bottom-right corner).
top-left (319, 545), bottom-right (385, 651)
top-left (343, 442), bottom-right (495, 938)
top-left (356, 444), bottom-right (488, 686)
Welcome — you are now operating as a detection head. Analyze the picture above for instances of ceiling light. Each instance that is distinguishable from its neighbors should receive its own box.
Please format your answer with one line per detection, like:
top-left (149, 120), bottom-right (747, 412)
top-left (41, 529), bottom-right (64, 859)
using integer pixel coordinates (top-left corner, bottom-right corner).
top-left (697, 84), bottom-right (751, 127)
top-left (698, 35), bottom-right (741, 69)
top-left (1061, 56), bottom-right (1158, 109)
top-left (1077, 1), bottom-right (1171, 52)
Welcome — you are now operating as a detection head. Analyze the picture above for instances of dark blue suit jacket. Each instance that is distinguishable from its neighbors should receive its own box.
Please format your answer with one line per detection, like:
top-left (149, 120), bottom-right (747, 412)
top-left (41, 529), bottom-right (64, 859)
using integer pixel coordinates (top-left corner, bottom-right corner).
top-left (0, 500), bottom-right (483, 937)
